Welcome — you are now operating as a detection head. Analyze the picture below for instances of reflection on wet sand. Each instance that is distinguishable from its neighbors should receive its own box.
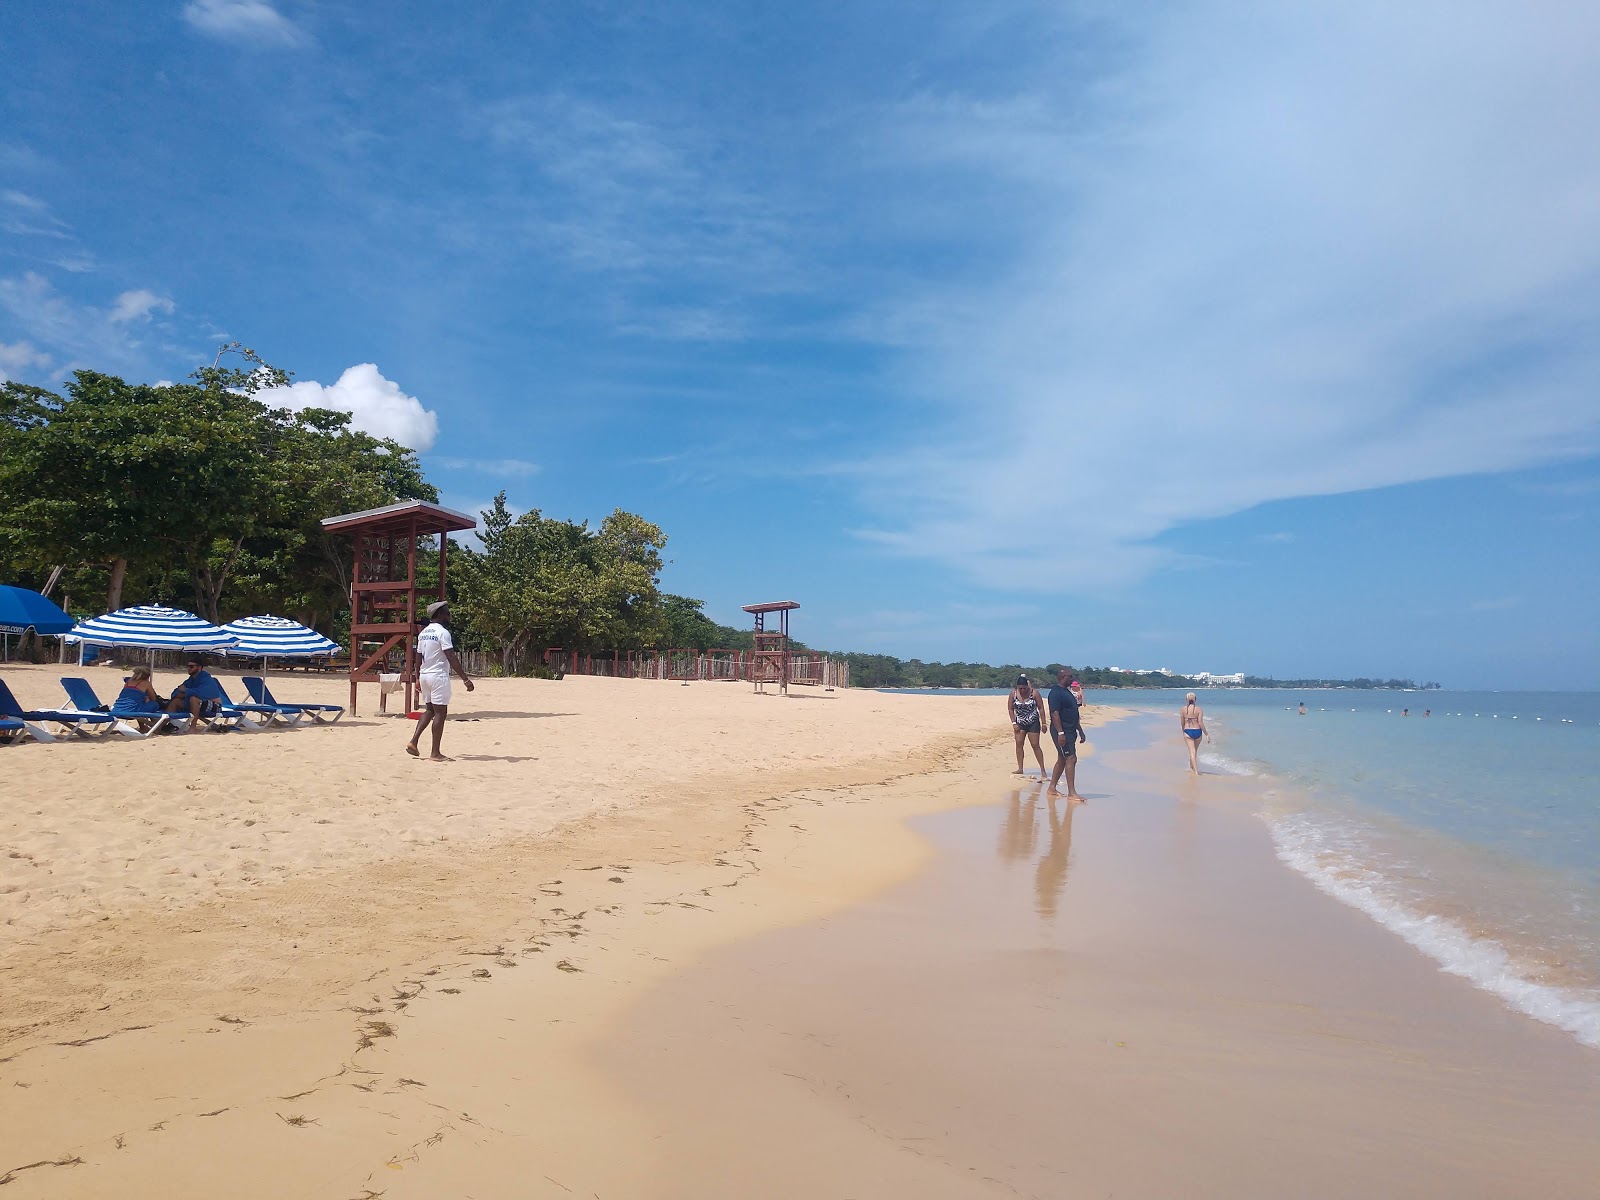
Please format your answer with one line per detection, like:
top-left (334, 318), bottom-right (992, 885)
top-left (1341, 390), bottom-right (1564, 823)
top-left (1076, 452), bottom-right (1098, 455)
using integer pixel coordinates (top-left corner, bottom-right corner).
top-left (995, 789), bottom-right (1079, 920)
top-left (997, 789), bottom-right (1040, 862)
top-left (1034, 796), bottom-right (1076, 919)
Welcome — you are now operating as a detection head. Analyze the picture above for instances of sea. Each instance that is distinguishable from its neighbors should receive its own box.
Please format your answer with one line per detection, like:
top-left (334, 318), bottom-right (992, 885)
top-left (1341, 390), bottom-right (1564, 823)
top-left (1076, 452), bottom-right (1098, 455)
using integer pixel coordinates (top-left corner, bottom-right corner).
top-left (883, 686), bottom-right (1600, 1050)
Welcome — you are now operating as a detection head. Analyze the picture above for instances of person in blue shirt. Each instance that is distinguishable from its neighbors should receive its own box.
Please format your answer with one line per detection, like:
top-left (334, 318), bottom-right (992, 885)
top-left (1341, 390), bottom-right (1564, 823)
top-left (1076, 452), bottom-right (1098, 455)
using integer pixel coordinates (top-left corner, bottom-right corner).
top-left (1047, 666), bottom-right (1088, 802)
top-left (169, 656), bottom-right (225, 725)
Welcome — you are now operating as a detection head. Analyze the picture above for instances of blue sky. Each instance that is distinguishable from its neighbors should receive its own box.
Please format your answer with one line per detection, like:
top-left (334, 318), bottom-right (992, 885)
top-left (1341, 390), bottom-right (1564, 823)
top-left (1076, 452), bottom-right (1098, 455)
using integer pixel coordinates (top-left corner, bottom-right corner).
top-left (3, 1), bottom-right (1598, 688)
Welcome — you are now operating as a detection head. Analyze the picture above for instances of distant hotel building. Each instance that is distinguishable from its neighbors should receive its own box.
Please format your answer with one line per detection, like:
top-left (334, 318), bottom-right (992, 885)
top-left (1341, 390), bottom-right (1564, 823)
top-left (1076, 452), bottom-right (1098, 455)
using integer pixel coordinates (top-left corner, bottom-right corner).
top-left (1106, 667), bottom-right (1246, 686)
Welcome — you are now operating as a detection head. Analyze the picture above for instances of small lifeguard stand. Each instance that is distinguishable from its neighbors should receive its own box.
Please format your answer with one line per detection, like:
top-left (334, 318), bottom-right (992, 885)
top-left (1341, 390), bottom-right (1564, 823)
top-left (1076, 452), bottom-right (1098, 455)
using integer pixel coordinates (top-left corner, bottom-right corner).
top-left (743, 600), bottom-right (799, 694)
top-left (321, 500), bottom-right (478, 716)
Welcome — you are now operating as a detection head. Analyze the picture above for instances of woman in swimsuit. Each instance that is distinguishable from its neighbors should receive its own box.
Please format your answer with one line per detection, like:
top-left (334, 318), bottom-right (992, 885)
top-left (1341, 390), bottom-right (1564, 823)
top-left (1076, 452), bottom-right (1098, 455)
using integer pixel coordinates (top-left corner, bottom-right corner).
top-left (1008, 674), bottom-right (1048, 777)
top-left (1179, 691), bottom-right (1209, 774)
top-left (112, 666), bottom-right (171, 732)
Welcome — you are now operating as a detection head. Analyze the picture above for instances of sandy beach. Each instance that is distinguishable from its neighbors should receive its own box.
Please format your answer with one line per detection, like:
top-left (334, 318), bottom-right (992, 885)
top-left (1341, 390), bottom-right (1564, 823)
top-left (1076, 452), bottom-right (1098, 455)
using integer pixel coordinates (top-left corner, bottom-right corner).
top-left (2, 671), bottom-right (1595, 1197)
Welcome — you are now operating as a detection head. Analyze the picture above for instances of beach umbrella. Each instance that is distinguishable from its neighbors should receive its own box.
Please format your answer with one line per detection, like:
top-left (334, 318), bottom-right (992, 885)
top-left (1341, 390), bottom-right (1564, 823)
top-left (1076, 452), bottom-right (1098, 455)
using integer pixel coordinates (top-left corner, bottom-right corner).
top-left (67, 605), bottom-right (240, 658)
top-left (220, 615), bottom-right (339, 659)
top-left (0, 585), bottom-right (74, 636)
top-left (0, 585), bottom-right (76, 662)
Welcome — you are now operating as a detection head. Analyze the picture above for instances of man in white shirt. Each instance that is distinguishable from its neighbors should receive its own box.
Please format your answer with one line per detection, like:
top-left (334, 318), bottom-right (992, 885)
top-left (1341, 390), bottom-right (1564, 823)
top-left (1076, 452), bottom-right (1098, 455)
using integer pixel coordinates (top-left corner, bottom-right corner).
top-left (406, 600), bottom-right (475, 760)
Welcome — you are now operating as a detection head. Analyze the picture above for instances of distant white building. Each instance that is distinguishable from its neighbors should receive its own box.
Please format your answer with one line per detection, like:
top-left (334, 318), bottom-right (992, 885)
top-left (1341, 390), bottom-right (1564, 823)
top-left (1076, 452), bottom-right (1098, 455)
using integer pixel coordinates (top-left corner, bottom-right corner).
top-left (1188, 671), bottom-right (1245, 686)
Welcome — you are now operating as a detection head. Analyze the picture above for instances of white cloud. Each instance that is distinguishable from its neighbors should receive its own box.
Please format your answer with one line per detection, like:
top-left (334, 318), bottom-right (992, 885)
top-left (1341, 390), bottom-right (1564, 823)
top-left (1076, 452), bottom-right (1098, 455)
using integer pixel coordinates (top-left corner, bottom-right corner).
top-left (0, 273), bottom-right (172, 379)
top-left (432, 457), bottom-right (540, 478)
top-left (478, 94), bottom-right (793, 295)
top-left (2, 190), bottom-right (47, 213)
top-left (260, 363), bottom-right (439, 451)
top-left (109, 289), bottom-right (175, 323)
top-left (854, 1), bottom-right (1600, 591)
top-left (1, 189), bottom-right (73, 241)
top-left (0, 340), bottom-right (50, 382)
top-left (182, 0), bottom-right (305, 46)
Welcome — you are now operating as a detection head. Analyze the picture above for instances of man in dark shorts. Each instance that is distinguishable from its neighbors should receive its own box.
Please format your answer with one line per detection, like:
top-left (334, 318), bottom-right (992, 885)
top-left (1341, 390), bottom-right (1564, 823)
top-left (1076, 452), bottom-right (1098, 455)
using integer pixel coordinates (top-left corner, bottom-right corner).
top-left (169, 656), bottom-right (225, 728)
top-left (1047, 666), bottom-right (1088, 802)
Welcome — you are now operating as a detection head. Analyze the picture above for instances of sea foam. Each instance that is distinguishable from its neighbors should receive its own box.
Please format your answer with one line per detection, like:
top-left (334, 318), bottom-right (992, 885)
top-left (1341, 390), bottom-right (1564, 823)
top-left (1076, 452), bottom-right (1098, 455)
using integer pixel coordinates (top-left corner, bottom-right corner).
top-left (1198, 751), bottom-right (1257, 776)
top-left (1267, 811), bottom-right (1600, 1050)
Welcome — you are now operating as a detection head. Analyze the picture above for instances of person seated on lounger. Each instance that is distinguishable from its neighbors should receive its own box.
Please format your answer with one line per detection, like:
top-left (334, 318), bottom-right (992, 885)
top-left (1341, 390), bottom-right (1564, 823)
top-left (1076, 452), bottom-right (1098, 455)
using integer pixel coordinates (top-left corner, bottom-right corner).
top-left (169, 656), bottom-right (225, 726)
top-left (114, 667), bottom-right (170, 730)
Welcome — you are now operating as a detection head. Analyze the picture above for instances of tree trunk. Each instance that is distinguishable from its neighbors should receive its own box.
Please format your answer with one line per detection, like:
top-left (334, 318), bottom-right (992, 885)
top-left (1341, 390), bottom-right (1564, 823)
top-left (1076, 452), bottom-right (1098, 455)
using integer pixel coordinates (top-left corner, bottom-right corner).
top-left (192, 539), bottom-right (243, 623)
top-left (107, 557), bottom-right (128, 612)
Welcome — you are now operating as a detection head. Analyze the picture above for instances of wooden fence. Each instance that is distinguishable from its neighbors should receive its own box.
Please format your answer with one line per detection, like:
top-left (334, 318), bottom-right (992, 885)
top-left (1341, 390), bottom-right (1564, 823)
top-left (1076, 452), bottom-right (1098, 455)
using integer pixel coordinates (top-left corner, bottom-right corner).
top-left (526, 648), bottom-right (849, 689)
top-left (44, 643), bottom-right (849, 690)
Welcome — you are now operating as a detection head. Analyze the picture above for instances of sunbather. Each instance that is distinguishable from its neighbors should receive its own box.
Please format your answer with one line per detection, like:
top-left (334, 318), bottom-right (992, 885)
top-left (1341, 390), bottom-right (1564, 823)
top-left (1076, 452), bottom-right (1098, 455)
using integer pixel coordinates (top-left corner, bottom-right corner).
top-left (169, 656), bottom-right (225, 728)
top-left (113, 667), bottom-right (171, 731)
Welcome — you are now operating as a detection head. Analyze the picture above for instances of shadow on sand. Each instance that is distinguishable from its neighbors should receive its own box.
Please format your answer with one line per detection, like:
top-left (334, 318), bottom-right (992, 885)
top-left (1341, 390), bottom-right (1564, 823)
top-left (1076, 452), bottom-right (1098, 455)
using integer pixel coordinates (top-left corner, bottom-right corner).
top-left (452, 711), bottom-right (573, 721)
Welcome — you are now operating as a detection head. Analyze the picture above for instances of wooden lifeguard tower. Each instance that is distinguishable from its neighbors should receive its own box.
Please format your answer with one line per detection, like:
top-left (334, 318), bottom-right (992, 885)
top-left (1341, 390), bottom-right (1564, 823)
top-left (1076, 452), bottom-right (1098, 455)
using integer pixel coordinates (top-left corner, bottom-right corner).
top-left (742, 600), bottom-right (799, 694)
top-left (321, 500), bottom-right (478, 715)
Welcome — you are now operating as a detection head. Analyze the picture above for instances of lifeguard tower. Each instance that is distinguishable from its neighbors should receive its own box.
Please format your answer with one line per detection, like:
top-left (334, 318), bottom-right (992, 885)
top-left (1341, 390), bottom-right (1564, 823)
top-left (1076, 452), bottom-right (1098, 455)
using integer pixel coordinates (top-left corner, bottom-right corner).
top-left (742, 600), bottom-right (799, 694)
top-left (321, 500), bottom-right (478, 715)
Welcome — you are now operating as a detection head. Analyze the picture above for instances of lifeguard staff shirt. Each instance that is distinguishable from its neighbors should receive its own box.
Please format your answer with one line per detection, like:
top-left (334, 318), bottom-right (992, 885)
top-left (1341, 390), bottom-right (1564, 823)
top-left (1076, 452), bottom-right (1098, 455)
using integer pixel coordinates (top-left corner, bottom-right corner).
top-left (417, 622), bottom-right (453, 677)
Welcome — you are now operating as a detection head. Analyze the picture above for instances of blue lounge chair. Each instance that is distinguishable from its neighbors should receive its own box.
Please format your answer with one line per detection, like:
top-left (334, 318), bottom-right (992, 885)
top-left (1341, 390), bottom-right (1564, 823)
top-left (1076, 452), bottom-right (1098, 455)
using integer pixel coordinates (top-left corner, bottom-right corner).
top-left (0, 676), bottom-right (122, 740)
top-left (214, 681), bottom-right (304, 727)
top-left (243, 677), bottom-right (345, 724)
top-left (61, 677), bottom-right (192, 738)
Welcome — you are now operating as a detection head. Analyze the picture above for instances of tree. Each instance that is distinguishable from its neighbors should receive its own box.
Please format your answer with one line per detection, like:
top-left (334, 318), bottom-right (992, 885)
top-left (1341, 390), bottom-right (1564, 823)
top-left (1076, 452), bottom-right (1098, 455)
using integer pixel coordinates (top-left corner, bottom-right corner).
top-left (661, 594), bottom-right (723, 649)
top-left (0, 347), bottom-right (435, 626)
top-left (0, 372), bottom-right (246, 613)
top-left (453, 497), bottom-right (670, 672)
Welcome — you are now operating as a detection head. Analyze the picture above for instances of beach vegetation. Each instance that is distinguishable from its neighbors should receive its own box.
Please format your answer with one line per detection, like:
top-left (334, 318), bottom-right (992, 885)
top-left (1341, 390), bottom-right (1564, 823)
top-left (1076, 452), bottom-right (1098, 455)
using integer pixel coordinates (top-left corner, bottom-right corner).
top-left (0, 352), bottom-right (433, 624)
top-left (450, 491), bottom-right (670, 673)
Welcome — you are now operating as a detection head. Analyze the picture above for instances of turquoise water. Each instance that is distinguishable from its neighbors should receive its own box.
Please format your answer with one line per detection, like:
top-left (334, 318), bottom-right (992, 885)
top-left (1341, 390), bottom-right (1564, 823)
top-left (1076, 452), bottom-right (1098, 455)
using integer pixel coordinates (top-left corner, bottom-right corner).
top-left (1095, 688), bottom-right (1600, 1050)
top-left (880, 686), bottom-right (1600, 1049)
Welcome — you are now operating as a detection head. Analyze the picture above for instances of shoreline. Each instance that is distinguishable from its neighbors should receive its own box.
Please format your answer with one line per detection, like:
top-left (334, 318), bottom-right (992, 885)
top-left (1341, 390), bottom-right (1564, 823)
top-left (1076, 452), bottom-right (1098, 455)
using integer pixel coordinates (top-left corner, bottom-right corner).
top-left (582, 718), bottom-right (1597, 1197)
top-left (1110, 699), bottom-right (1600, 1050)
top-left (4, 681), bottom-right (1593, 1195)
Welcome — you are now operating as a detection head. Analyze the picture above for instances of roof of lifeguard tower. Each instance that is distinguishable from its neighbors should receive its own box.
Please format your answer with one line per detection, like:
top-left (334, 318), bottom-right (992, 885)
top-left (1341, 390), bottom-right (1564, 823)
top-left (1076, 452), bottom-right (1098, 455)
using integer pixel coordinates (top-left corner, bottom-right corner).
top-left (320, 499), bottom-right (478, 535)
top-left (741, 601), bottom-right (800, 614)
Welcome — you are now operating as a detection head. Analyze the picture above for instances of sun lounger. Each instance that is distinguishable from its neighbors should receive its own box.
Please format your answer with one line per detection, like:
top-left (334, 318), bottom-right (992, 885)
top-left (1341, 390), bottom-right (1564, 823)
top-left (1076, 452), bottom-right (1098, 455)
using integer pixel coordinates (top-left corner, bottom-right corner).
top-left (243, 677), bottom-right (345, 723)
top-left (61, 677), bottom-right (193, 738)
top-left (0, 677), bottom-right (123, 739)
top-left (215, 681), bottom-right (304, 727)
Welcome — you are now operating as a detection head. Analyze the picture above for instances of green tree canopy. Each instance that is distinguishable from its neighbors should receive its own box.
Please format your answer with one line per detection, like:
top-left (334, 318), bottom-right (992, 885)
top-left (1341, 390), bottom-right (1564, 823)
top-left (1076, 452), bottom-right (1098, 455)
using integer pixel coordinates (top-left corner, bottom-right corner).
top-left (0, 350), bottom-right (434, 626)
top-left (453, 495), bottom-right (670, 672)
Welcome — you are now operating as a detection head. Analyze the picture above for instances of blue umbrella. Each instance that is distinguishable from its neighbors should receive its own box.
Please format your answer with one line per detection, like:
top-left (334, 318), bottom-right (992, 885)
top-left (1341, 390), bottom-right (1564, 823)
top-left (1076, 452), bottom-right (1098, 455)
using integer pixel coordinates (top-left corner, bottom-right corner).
top-left (0, 585), bottom-right (74, 636)
top-left (68, 605), bottom-right (239, 652)
top-left (221, 615), bottom-right (340, 658)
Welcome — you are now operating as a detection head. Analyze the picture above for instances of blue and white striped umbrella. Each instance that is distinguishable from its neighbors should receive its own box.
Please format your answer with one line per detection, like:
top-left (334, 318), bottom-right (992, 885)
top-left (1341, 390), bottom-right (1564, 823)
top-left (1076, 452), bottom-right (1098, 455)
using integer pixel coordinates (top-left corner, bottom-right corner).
top-left (67, 605), bottom-right (240, 651)
top-left (221, 615), bottom-right (340, 658)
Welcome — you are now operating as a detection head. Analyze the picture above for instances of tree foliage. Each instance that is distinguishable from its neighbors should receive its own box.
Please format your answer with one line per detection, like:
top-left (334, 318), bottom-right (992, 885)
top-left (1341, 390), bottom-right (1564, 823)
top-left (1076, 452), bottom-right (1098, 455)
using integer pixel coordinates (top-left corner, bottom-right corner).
top-left (0, 350), bottom-right (434, 625)
top-left (452, 493), bottom-right (669, 672)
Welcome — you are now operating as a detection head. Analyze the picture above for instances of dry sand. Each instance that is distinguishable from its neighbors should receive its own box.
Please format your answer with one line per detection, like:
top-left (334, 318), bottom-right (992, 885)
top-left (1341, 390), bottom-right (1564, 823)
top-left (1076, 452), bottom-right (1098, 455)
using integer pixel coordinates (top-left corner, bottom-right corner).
top-left (0, 662), bottom-right (1011, 1194)
top-left (2, 669), bottom-right (1593, 1197)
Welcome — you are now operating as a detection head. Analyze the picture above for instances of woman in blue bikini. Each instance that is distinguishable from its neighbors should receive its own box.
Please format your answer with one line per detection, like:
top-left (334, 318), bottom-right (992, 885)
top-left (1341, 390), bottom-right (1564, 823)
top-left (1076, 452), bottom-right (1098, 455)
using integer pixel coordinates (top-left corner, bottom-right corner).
top-left (1180, 692), bottom-right (1209, 775)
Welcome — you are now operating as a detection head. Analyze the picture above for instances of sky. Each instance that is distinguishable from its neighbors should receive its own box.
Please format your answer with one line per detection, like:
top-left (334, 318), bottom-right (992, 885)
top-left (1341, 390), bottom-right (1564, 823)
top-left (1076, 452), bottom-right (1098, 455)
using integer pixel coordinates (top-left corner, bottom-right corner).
top-left (3, 0), bottom-right (1598, 688)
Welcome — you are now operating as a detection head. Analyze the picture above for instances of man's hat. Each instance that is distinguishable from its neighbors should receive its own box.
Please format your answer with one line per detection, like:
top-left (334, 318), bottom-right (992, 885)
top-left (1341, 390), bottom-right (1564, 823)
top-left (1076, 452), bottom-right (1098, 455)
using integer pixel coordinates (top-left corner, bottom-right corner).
top-left (426, 600), bottom-right (450, 618)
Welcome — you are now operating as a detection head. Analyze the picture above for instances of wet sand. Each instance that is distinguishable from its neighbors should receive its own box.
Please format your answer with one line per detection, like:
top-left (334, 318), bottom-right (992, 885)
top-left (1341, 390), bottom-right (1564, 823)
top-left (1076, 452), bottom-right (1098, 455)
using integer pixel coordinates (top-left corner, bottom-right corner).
top-left (595, 717), bottom-right (1600, 1197)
